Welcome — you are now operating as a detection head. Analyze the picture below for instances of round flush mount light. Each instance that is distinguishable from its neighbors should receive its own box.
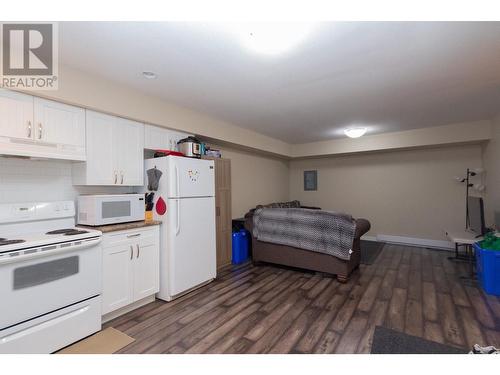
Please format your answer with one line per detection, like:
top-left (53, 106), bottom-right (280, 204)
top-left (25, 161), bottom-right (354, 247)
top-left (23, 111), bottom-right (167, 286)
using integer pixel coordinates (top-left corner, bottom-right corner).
top-left (142, 71), bottom-right (157, 79)
top-left (344, 127), bottom-right (367, 138)
top-left (218, 22), bottom-right (316, 55)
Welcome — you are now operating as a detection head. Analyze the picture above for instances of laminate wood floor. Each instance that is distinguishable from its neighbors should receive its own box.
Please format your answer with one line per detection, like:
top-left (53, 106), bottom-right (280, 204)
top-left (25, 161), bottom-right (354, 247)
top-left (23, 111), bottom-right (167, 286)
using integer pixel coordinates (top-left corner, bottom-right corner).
top-left (106, 244), bottom-right (500, 354)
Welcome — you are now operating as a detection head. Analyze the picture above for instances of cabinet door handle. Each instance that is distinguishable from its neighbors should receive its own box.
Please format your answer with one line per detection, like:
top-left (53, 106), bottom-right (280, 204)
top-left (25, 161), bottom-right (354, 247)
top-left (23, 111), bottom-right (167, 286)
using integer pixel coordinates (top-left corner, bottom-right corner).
top-left (114, 171), bottom-right (118, 184)
top-left (38, 123), bottom-right (42, 139)
top-left (126, 233), bottom-right (141, 238)
top-left (27, 121), bottom-right (32, 138)
top-left (130, 245), bottom-right (133, 260)
top-left (136, 244), bottom-right (140, 258)
top-left (120, 171), bottom-right (124, 184)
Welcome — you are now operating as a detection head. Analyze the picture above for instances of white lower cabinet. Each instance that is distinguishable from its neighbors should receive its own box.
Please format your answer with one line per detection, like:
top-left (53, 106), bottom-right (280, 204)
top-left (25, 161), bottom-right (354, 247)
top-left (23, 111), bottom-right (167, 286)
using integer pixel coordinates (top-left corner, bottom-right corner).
top-left (102, 242), bottom-right (134, 314)
top-left (101, 226), bottom-right (160, 316)
top-left (133, 238), bottom-right (160, 300)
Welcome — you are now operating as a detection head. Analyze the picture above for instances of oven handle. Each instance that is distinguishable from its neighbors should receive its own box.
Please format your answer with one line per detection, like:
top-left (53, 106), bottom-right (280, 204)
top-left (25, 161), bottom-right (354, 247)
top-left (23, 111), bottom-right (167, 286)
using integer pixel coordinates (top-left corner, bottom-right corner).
top-left (0, 237), bottom-right (101, 265)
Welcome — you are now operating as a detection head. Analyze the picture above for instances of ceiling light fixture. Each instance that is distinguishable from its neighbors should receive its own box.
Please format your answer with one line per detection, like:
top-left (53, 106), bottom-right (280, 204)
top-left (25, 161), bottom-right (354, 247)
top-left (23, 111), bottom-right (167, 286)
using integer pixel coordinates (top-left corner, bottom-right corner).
top-left (219, 22), bottom-right (316, 55)
top-left (344, 127), bottom-right (367, 138)
top-left (142, 71), bottom-right (157, 79)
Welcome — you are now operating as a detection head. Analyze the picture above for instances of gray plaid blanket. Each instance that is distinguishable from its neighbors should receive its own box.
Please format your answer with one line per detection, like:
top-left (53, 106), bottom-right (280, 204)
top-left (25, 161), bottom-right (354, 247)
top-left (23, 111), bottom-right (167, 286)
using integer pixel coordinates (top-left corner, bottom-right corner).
top-left (253, 208), bottom-right (356, 260)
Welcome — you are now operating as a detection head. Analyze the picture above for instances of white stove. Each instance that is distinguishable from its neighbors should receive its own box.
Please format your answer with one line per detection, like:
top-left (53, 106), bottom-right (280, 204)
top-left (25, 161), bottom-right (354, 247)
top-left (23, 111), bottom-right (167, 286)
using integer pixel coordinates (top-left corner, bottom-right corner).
top-left (0, 201), bottom-right (103, 354)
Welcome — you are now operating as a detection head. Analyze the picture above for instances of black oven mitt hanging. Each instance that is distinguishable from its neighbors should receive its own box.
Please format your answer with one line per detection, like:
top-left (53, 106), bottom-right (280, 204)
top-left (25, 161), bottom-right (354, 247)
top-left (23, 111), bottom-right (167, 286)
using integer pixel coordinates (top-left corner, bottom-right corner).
top-left (147, 167), bottom-right (162, 191)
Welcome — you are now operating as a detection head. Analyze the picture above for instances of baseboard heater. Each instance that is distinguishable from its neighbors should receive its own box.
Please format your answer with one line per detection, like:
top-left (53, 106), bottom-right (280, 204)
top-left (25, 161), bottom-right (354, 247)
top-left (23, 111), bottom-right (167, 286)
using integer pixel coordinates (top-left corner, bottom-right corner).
top-left (373, 234), bottom-right (454, 250)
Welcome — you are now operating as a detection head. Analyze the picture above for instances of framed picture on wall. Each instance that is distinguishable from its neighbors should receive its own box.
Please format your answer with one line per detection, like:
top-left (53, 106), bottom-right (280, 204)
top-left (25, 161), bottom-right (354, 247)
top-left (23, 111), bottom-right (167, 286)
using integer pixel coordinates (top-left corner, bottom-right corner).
top-left (304, 170), bottom-right (317, 191)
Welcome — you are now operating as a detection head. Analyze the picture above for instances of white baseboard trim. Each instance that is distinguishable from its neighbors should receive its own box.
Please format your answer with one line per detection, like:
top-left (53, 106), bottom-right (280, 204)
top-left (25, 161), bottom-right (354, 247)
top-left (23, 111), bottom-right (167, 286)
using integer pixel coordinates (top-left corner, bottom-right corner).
top-left (376, 234), bottom-right (454, 251)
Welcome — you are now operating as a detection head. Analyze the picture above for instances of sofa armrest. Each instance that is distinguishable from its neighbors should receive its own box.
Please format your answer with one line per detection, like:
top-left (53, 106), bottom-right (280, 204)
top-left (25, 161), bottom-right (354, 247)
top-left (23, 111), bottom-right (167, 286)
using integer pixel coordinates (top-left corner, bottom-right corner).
top-left (244, 212), bottom-right (254, 234)
top-left (354, 218), bottom-right (371, 239)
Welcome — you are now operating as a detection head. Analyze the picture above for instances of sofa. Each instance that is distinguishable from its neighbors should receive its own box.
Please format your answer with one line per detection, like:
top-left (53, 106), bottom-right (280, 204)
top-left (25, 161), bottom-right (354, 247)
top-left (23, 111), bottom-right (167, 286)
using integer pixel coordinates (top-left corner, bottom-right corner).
top-left (244, 201), bottom-right (371, 282)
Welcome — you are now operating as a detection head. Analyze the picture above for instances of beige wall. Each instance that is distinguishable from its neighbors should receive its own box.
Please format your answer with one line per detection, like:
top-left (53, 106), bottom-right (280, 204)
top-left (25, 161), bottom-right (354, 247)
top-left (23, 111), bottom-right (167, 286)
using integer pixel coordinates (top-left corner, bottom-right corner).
top-left (483, 115), bottom-right (500, 227)
top-left (291, 120), bottom-right (491, 158)
top-left (213, 146), bottom-right (290, 219)
top-left (289, 145), bottom-right (484, 241)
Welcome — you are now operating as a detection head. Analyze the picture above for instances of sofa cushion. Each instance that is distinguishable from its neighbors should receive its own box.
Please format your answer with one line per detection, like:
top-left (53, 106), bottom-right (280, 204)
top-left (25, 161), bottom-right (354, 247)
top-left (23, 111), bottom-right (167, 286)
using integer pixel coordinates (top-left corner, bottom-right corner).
top-left (246, 213), bottom-right (371, 242)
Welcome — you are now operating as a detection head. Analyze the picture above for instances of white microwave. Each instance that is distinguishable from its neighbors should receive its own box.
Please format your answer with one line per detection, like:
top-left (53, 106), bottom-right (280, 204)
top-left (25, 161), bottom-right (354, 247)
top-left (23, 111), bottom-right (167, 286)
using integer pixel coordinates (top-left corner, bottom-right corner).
top-left (77, 194), bottom-right (144, 226)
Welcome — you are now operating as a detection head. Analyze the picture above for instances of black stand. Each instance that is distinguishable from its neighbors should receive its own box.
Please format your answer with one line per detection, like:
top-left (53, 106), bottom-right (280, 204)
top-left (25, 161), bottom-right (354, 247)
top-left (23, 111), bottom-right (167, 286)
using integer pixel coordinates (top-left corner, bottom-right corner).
top-left (451, 168), bottom-right (478, 281)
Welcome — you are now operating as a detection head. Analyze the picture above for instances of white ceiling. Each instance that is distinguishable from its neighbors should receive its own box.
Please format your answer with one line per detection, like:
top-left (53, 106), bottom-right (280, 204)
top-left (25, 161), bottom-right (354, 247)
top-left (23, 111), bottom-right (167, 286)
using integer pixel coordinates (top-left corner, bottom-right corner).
top-left (60, 22), bottom-right (500, 144)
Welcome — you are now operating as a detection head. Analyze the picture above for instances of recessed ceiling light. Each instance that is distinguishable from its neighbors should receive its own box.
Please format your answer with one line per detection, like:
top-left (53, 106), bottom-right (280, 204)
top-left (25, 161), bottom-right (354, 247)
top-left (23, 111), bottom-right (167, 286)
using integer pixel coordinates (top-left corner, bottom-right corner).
top-left (142, 71), bottom-right (157, 79)
top-left (344, 127), bottom-right (367, 138)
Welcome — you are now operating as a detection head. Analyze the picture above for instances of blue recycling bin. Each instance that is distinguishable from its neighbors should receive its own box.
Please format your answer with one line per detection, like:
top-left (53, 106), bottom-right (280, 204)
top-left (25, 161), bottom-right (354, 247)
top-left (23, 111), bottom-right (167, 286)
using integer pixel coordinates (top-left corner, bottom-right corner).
top-left (474, 242), bottom-right (500, 296)
top-left (232, 229), bottom-right (249, 264)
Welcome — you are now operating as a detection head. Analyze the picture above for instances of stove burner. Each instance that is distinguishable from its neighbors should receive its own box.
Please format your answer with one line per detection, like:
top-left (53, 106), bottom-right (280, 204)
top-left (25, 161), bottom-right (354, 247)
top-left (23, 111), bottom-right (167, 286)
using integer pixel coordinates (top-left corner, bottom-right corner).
top-left (0, 239), bottom-right (26, 246)
top-left (46, 228), bottom-right (90, 236)
top-left (64, 230), bottom-right (89, 236)
top-left (46, 228), bottom-right (78, 235)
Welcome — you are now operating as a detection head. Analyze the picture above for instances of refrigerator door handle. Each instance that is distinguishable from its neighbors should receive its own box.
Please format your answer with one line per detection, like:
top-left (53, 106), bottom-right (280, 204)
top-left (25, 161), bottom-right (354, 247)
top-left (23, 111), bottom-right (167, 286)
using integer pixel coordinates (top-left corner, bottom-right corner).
top-left (175, 165), bottom-right (180, 197)
top-left (175, 200), bottom-right (181, 235)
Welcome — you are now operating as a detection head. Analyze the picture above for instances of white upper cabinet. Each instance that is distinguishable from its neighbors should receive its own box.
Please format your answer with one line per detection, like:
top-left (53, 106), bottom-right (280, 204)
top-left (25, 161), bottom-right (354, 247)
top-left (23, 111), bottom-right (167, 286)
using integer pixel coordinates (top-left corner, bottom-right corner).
top-left (33, 97), bottom-right (85, 149)
top-left (144, 124), bottom-right (191, 151)
top-left (115, 117), bottom-right (144, 186)
top-left (74, 110), bottom-right (115, 185)
top-left (144, 124), bottom-right (170, 150)
top-left (0, 90), bottom-right (34, 141)
top-left (0, 90), bottom-right (86, 161)
top-left (73, 110), bottom-right (144, 186)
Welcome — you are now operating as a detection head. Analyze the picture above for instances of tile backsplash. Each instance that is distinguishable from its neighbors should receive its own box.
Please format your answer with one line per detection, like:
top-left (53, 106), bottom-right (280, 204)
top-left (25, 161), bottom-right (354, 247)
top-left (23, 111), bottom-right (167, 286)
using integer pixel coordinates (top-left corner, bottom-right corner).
top-left (0, 157), bottom-right (136, 204)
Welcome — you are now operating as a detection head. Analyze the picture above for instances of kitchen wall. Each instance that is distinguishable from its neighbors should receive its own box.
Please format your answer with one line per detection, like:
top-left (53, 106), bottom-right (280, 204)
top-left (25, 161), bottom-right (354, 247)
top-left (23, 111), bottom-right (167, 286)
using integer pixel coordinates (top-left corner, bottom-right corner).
top-left (482, 114), bottom-right (500, 227)
top-left (289, 144), bottom-right (484, 243)
top-left (0, 157), bottom-right (133, 205)
top-left (213, 145), bottom-right (290, 219)
top-left (0, 145), bottom-right (290, 219)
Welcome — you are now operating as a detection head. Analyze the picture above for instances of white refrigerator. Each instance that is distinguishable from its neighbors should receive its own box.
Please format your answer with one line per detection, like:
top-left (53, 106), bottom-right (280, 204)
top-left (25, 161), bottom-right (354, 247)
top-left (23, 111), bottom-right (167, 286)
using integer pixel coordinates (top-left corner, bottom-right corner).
top-left (145, 155), bottom-right (216, 301)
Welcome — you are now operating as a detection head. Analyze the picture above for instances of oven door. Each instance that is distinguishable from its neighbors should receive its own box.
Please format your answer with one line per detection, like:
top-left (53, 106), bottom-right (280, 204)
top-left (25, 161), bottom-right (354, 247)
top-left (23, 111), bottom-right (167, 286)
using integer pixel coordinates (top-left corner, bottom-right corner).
top-left (0, 237), bottom-right (102, 330)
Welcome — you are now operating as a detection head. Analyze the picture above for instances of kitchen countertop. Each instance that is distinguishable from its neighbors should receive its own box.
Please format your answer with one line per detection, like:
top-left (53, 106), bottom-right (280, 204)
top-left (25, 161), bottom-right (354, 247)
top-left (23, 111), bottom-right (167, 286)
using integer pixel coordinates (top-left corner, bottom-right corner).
top-left (78, 220), bottom-right (162, 233)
